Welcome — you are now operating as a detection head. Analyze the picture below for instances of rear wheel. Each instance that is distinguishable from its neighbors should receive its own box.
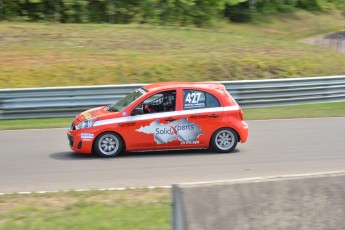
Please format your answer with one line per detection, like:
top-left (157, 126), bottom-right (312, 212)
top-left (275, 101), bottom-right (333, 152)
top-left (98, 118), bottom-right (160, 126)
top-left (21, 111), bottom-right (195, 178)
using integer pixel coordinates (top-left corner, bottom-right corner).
top-left (211, 128), bottom-right (238, 153)
top-left (94, 132), bottom-right (123, 157)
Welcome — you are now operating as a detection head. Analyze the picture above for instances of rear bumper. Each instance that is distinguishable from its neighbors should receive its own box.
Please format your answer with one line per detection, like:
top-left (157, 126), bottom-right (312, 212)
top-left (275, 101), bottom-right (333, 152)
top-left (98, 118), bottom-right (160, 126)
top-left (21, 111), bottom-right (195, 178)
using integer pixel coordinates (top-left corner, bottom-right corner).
top-left (240, 121), bottom-right (249, 143)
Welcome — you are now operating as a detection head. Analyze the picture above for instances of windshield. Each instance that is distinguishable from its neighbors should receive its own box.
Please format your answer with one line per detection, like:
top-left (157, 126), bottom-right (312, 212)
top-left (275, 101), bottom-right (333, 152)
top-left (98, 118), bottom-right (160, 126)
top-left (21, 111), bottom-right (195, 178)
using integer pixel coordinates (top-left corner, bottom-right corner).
top-left (108, 88), bottom-right (147, 112)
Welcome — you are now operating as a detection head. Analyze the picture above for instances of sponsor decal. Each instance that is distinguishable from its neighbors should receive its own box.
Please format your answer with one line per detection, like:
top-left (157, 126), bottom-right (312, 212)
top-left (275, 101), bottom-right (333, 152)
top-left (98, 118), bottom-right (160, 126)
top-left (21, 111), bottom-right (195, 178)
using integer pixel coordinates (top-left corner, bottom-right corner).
top-left (81, 133), bottom-right (94, 139)
top-left (189, 115), bottom-right (208, 119)
top-left (137, 88), bottom-right (146, 95)
top-left (82, 112), bottom-right (93, 119)
top-left (82, 139), bottom-right (92, 142)
top-left (136, 118), bottom-right (203, 144)
top-left (117, 122), bottom-right (136, 127)
top-left (82, 109), bottom-right (103, 120)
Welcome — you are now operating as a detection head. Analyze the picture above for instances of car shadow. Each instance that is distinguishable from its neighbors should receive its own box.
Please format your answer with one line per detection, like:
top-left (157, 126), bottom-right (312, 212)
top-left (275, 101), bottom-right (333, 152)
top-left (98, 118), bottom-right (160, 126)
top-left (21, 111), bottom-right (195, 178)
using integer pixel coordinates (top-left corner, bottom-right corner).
top-left (50, 149), bottom-right (240, 160)
top-left (121, 149), bottom-right (240, 158)
top-left (50, 151), bottom-right (96, 160)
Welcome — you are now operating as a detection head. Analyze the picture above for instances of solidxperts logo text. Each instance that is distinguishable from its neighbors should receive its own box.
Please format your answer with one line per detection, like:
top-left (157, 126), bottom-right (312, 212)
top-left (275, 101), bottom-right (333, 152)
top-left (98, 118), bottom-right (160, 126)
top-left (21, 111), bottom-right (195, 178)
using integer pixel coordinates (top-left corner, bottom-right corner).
top-left (136, 118), bottom-right (202, 144)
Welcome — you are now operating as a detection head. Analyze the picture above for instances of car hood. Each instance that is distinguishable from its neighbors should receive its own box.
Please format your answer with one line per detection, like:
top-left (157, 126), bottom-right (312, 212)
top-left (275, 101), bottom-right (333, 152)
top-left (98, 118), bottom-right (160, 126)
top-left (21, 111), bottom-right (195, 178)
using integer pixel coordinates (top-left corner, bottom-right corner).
top-left (73, 106), bottom-right (118, 126)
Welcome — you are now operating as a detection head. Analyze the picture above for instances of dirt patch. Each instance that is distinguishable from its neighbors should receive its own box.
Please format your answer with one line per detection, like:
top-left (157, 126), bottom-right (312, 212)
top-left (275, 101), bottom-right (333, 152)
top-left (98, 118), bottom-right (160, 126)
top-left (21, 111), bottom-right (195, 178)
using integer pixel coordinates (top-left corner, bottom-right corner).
top-left (262, 28), bottom-right (289, 35)
top-left (302, 31), bottom-right (345, 53)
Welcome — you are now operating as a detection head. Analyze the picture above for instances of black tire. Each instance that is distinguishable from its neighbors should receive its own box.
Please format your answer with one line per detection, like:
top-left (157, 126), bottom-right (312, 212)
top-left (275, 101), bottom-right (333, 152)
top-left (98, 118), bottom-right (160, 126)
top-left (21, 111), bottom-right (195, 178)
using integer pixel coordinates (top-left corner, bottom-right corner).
top-left (210, 128), bottom-right (238, 153)
top-left (94, 132), bottom-right (123, 157)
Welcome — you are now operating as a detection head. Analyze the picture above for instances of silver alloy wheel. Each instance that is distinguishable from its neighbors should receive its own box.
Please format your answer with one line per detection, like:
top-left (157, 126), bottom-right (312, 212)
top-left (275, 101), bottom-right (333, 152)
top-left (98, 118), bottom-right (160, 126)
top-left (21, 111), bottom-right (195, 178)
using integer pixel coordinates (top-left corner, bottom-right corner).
top-left (215, 129), bottom-right (235, 151)
top-left (98, 134), bottom-right (119, 156)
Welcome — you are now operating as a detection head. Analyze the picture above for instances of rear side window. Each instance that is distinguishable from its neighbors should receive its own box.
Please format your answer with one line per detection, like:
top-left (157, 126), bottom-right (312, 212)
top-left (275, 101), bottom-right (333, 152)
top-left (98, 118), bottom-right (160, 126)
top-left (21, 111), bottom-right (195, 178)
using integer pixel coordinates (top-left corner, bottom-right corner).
top-left (183, 90), bottom-right (220, 110)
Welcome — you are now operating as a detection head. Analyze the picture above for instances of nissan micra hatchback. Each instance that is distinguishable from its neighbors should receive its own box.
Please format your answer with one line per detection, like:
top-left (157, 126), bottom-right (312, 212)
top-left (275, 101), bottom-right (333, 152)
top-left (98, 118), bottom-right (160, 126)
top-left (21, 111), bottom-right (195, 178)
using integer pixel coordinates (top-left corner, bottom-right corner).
top-left (68, 82), bottom-right (248, 157)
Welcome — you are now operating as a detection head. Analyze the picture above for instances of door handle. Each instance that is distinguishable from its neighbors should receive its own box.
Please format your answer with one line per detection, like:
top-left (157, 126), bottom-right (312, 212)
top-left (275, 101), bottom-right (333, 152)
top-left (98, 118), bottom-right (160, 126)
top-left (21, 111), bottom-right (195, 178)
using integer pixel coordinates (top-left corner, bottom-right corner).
top-left (209, 114), bottom-right (219, 118)
top-left (165, 117), bottom-right (176, 122)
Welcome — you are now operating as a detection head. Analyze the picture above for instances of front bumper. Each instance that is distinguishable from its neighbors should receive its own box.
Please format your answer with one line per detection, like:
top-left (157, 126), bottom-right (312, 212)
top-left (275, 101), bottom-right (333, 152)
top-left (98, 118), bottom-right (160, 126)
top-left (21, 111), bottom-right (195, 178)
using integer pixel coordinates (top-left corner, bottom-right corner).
top-left (67, 133), bottom-right (74, 147)
top-left (67, 129), bottom-right (94, 154)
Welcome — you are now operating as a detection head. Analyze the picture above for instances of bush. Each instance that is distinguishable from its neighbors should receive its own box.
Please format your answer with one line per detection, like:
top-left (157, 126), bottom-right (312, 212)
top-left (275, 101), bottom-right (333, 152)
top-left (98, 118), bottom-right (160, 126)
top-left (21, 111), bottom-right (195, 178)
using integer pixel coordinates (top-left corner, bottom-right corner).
top-left (225, 2), bottom-right (255, 23)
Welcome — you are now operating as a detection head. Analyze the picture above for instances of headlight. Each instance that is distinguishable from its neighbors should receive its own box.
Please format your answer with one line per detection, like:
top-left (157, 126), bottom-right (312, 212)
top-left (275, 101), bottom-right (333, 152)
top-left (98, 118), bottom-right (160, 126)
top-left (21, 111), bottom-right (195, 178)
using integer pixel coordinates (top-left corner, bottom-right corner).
top-left (76, 118), bottom-right (97, 130)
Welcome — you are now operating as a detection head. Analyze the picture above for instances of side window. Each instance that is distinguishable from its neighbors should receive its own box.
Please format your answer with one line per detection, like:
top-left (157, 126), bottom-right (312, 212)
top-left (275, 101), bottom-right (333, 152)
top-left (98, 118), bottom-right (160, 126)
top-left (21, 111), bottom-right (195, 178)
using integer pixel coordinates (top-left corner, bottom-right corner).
top-left (206, 92), bottom-right (220, 108)
top-left (183, 90), bottom-right (220, 110)
top-left (131, 90), bottom-right (176, 115)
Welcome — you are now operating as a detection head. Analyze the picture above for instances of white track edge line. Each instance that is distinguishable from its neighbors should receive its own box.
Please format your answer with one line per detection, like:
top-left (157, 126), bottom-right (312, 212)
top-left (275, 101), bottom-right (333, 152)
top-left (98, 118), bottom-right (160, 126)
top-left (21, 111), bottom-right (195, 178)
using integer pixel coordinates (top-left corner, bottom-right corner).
top-left (174, 170), bottom-right (345, 186)
top-left (0, 185), bottom-right (172, 196)
top-left (3, 170), bottom-right (345, 195)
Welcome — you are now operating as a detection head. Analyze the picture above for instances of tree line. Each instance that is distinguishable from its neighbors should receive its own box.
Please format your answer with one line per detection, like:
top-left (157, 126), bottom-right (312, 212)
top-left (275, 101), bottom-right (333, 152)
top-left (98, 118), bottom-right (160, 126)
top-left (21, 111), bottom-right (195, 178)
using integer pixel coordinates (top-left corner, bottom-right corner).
top-left (0, 0), bottom-right (344, 26)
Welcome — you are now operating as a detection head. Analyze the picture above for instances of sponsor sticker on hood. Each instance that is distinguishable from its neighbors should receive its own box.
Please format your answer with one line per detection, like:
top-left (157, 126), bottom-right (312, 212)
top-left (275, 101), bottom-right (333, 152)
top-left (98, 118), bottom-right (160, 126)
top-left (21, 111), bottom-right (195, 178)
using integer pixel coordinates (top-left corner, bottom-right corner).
top-left (82, 112), bottom-right (93, 120)
top-left (77, 106), bottom-right (109, 122)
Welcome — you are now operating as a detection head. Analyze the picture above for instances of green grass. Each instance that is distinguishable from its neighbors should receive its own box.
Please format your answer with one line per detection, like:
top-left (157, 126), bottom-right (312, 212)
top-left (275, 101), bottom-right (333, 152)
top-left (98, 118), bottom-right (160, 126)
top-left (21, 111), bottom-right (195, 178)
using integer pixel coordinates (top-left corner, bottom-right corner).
top-left (1, 10), bottom-right (345, 88)
top-left (0, 117), bottom-right (73, 130)
top-left (243, 101), bottom-right (345, 120)
top-left (1, 102), bottom-right (344, 130)
top-left (0, 189), bottom-right (170, 230)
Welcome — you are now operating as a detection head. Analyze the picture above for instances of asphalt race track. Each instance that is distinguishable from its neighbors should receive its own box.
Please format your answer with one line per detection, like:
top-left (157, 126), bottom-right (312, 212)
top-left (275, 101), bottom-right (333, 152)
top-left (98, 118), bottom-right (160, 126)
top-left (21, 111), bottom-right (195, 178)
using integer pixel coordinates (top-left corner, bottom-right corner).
top-left (0, 117), bottom-right (344, 194)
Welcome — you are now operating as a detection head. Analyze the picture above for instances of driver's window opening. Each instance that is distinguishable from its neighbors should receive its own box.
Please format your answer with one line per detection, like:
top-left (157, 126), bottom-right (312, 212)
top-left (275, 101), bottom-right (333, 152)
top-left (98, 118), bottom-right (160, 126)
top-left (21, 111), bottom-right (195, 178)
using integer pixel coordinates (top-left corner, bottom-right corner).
top-left (132, 90), bottom-right (176, 115)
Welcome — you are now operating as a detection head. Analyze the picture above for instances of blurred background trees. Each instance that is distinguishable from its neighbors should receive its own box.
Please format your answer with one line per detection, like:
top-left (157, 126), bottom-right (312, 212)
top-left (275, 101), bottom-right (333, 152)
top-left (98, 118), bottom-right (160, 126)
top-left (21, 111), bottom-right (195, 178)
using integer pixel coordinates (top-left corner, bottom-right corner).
top-left (0, 0), bottom-right (344, 26)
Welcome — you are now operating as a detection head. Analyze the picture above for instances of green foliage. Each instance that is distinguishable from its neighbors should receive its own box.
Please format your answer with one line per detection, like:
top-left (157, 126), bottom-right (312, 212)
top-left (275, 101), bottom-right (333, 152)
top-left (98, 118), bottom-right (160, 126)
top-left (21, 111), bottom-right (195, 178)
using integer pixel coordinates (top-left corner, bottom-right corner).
top-left (2, 0), bottom-right (21, 20)
top-left (2, 0), bottom-right (343, 25)
top-left (295, 0), bottom-right (345, 11)
top-left (224, 0), bottom-right (345, 22)
top-left (296, 0), bottom-right (322, 11)
top-left (0, 0), bottom-right (229, 26)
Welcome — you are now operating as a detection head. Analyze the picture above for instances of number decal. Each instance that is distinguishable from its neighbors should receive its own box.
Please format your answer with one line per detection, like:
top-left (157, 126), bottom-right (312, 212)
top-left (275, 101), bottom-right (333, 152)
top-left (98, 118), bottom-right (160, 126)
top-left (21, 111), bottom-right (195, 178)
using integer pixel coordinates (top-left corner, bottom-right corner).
top-left (184, 91), bottom-right (205, 110)
top-left (185, 93), bottom-right (201, 104)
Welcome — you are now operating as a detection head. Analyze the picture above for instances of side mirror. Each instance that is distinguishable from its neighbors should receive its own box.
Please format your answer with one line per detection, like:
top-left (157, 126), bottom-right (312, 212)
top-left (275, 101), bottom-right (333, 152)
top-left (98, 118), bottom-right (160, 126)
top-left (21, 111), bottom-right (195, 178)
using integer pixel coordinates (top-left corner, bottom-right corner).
top-left (131, 107), bottom-right (143, 116)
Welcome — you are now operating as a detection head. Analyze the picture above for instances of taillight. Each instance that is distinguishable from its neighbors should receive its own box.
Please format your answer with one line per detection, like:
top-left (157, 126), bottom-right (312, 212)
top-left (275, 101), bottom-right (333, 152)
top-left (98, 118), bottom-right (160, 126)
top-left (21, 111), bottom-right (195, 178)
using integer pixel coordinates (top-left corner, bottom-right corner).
top-left (239, 109), bottom-right (244, 120)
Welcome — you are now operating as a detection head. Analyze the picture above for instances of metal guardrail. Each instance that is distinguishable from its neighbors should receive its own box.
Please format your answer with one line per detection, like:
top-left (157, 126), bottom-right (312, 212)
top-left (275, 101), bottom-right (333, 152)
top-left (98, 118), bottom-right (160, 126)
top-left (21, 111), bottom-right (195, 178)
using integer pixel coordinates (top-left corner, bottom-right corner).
top-left (1, 76), bottom-right (345, 119)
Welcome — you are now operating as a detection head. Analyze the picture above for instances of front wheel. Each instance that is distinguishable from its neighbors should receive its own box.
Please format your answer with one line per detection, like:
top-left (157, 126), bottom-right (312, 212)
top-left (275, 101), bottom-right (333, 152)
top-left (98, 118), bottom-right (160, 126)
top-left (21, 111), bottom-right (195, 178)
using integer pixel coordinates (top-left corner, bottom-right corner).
top-left (94, 132), bottom-right (123, 157)
top-left (211, 128), bottom-right (238, 153)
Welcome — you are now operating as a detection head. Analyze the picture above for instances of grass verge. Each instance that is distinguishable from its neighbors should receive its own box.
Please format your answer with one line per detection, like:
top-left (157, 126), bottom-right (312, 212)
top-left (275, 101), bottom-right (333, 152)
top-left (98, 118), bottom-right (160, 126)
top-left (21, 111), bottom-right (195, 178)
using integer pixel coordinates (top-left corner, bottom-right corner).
top-left (0, 117), bottom-right (74, 130)
top-left (1, 10), bottom-right (345, 88)
top-left (0, 188), bottom-right (170, 230)
top-left (0, 102), bottom-right (344, 130)
top-left (243, 101), bottom-right (345, 120)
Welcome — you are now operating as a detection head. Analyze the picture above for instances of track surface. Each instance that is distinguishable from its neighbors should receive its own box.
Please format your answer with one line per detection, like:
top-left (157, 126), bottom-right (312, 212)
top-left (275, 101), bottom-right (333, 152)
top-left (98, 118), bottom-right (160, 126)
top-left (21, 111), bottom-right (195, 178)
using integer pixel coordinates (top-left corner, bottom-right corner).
top-left (1, 118), bottom-right (344, 193)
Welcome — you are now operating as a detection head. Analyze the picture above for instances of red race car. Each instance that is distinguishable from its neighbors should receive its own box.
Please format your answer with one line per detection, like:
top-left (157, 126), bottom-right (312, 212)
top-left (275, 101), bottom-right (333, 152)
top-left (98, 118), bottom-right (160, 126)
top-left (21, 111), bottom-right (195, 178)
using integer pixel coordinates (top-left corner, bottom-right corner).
top-left (67, 82), bottom-right (248, 157)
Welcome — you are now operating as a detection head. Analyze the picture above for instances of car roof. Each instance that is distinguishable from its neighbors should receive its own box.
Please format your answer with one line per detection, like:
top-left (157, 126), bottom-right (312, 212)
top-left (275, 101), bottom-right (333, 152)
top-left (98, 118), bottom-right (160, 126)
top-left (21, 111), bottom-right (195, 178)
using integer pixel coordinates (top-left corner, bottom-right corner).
top-left (143, 82), bottom-right (225, 92)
